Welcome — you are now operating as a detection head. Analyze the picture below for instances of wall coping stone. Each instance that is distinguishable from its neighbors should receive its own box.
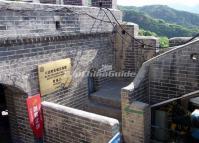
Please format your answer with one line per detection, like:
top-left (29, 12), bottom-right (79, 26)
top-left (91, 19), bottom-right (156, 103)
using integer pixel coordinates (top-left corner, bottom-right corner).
top-left (122, 22), bottom-right (139, 27)
top-left (135, 36), bottom-right (159, 40)
top-left (0, 1), bottom-right (121, 12)
top-left (169, 37), bottom-right (192, 40)
top-left (42, 101), bottom-right (119, 126)
top-left (0, 32), bottom-right (110, 47)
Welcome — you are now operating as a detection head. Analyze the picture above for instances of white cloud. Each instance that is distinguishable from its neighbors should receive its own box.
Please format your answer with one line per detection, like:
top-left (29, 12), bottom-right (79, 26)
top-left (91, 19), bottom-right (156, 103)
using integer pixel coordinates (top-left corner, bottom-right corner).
top-left (117, 0), bottom-right (199, 7)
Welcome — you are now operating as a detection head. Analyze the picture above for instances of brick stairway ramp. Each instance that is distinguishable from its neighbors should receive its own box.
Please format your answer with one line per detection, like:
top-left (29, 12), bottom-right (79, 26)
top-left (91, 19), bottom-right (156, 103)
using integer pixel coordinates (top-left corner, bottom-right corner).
top-left (86, 79), bottom-right (130, 121)
top-left (86, 100), bottom-right (122, 121)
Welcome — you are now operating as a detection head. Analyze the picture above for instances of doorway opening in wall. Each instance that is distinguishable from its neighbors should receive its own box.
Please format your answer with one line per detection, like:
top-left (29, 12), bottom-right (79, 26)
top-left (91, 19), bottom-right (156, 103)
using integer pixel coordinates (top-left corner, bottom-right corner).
top-left (0, 85), bottom-right (12, 143)
top-left (88, 68), bottom-right (97, 96)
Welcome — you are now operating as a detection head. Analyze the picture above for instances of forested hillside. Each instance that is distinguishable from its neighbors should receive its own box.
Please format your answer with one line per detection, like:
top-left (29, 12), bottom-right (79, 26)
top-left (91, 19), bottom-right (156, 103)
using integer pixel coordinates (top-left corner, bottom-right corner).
top-left (119, 5), bottom-right (199, 38)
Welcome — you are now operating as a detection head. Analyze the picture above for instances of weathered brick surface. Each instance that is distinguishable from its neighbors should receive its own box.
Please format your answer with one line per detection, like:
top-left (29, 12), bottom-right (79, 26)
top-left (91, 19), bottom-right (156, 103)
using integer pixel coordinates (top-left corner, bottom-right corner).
top-left (129, 68), bottom-right (150, 103)
top-left (132, 36), bottom-right (158, 73)
top-left (115, 23), bottom-right (158, 77)
top-left (0, 1), bottom-right (122, 38)
top-left (0, 2), bottom-right (123, 143)
top-left (63, 0), bottom-right (82, 5)
top-left (125, 40), bottom-right (199, 105)
top-left (0, 32), bottom-right (116, 140)
top-left (158, 47), bottom-right (173, 54)
top-left (92, 0), bottom-right (117, 9)
top-left (0, 4), bottom-right (121, 143)
top-left (149, 40), bottom-right (199, 104)
top-left (4, 86), bottom-right (35, 143)
top-left (169, 37), bottom-right (191, 47)
top-left (0, 18), bottom-right (121, 143)
top-left (39, 0), bottom-right (57, 4)
top-left (0, 1), bottom-right (169, 143)
top-left (40, 0), bottom-right (83, 5)
top-left (169, 37), bottom-right (199, 47)
top-left (0, 33), bottom-right (117, 143)
top-left (121, 39), bottom-right (199, 143)
top-left (121, 89), bottom-right (151, 143)
top-left (42, 101), bottom-right (119, 143)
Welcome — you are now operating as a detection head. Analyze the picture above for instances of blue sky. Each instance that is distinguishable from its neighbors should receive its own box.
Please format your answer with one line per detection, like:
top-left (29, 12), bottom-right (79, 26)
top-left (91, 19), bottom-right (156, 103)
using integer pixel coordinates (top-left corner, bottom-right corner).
top-left (117, 0), bottom-right (199, 13)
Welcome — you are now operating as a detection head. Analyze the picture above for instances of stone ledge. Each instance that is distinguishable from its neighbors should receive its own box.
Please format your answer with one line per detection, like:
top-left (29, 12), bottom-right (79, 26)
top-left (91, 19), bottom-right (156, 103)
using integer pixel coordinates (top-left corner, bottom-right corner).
top-left (135, 36), bottom-right (159, 40)
top-left (0, 0), bottom-right (121, 13)
top-left (169, 37), bottom-right (192, 40)
top-left (0, 32), bottom-right (111, 47)
top-left (42, 101), bottom-right (119, 127)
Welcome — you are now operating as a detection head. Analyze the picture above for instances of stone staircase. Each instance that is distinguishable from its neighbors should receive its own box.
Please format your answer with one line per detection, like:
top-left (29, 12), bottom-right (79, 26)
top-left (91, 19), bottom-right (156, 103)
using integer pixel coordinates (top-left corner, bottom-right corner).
top-left (85, 79), bottom-right (130, 121)
top-left (87, 96), bottom-right (121, 120)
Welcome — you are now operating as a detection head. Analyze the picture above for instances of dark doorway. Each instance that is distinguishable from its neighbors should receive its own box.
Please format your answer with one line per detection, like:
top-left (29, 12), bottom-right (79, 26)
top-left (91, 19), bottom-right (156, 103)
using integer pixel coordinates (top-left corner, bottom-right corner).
top-left (88, 69), bottom-right (97, 96)
top-left (0, 85), bottom-right (12, 143)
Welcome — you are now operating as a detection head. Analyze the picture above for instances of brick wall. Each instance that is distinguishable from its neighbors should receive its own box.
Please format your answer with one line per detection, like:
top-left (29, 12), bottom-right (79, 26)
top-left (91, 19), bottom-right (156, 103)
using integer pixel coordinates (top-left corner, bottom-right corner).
top-left (158, 47), bottom-right (173, 54)
top-left (0, 1), bottom-right (122, 38)
top-left (169, 37), bottom-right (199, 47)
top-left (115, 23), bottom-right (139, 72)
top-left (0, 30), bottom-right (114, 143)
top-left (121, 39), bottom-right (199, 142)
top-left (42, 101), bottom-right (119, 143)
top-left (39, 0), bottom-right (57, 4)
top-left (38, 0), bottom-right (117, 8)
top-left (149, 39), bottom-right (199, 104)
top-left (115, 23), bottom-right (158, 77)
top-left (0, 32), bottom-right (114, 107)
top-left (121, 61), bottom-right (151, 103)
top-left (124, 39), bottom-right (199, 105)
top-left (92, 0), bottom-right (117, 9)
top-left (0, 2), bottom-right (122, 102)
top-left (0, 1), bottom-right (122, 142)
top-left (169, 37), bottom-right (192, 47)
top-left (63, 0), bottom-right (82, 5)
top-left (132, 36), bottom-right (159, 73)
top-left (121, 89), bottom-right (151, 143)
top-left (40, 0), bottom-right (83, 5)
top-left (4, 86), bottom-right (35, 143)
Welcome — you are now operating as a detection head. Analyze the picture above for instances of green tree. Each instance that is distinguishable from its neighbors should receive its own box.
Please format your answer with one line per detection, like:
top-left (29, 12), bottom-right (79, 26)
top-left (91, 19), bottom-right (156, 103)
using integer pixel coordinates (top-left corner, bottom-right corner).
top-left (139, 29), bottom-right (157, 37)
top-left (159, 37), bottom-right (169, 48)
top-left (119, 7), bottom-right (199, 38)
top-left (139, 29), bottom-right (169, 48)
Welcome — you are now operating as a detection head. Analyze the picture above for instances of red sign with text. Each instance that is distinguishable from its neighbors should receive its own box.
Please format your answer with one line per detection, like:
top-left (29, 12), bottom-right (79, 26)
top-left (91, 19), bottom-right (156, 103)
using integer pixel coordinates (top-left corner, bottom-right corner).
top-left (26, 94), bottom-right (44, 139)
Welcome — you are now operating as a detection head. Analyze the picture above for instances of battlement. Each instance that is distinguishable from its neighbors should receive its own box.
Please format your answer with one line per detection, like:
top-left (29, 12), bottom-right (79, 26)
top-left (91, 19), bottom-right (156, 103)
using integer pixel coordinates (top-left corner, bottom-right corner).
top-left (28, 0), bottom-right (118, 8)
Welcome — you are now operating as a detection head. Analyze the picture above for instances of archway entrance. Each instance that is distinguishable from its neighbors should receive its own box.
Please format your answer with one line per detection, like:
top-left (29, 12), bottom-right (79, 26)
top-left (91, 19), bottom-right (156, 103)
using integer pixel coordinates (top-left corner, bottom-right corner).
top-left (88, 68), bottom-right (97, 96)
top-left (0, 85), bottom-right (12, 143)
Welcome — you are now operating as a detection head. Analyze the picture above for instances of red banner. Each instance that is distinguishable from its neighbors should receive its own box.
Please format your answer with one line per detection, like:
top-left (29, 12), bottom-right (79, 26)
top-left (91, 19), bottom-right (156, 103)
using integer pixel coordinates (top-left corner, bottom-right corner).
top-left (26, 94), bottom-right (44, 139)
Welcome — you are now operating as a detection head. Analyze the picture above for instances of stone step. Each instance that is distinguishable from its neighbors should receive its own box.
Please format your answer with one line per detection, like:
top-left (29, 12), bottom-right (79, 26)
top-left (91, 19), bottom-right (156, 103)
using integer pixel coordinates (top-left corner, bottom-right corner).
top-left (90, 94), bottom-right (121, 109)
top-left (85, 100), bottom-right (121, 121)
top-left (89, 79), bottom-right (130, 109)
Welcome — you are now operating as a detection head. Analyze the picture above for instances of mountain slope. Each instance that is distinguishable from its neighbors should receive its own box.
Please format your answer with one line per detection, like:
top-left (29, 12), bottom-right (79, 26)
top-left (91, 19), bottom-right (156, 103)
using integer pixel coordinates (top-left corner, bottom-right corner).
top-left (138, 5), bottom-right (199, 28)
top-left (119, 6), bottom-right (199, 38)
